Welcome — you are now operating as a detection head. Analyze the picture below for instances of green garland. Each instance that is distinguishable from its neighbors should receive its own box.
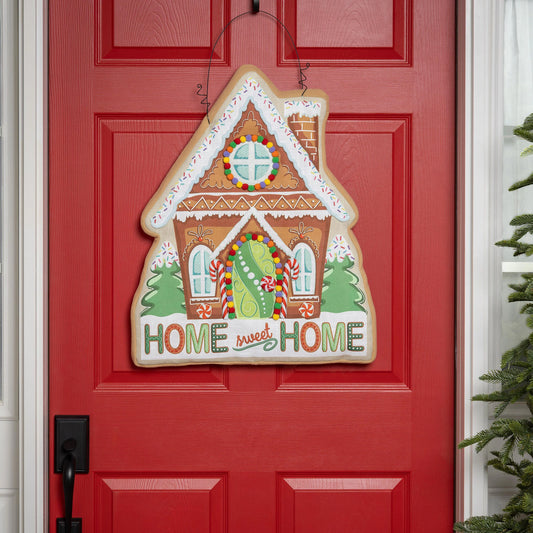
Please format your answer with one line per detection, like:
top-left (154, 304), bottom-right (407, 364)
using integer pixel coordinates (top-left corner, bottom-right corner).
top-left (455, 114), bottom-right (533, 532)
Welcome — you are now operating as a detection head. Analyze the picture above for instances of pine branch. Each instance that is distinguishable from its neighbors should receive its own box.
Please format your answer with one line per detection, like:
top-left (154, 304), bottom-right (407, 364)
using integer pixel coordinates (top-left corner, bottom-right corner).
top-left (456, 112), bottom-right (533, 533)
top-left (509, 173), bottom-right (533, 191)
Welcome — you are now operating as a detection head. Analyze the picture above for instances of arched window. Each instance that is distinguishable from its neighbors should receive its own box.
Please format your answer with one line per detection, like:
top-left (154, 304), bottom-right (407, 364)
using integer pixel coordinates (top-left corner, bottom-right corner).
top-left (292, 243), bottom-right (316, 295)
top-left (189, 245), bottom-right (215, 297)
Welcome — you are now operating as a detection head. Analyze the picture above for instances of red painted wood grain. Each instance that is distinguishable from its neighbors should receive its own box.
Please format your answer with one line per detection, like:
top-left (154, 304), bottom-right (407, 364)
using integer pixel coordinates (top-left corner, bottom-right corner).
top-left (49, 0), bottom-right (455, 530)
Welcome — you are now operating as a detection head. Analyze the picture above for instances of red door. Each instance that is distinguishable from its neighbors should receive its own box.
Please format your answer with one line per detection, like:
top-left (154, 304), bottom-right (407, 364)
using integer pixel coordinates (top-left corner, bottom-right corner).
top-left (49, 1), bottom-right (455, 531)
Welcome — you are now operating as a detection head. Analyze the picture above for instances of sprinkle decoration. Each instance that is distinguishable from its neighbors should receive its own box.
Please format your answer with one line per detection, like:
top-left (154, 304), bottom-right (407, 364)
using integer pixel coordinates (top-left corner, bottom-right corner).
top-left (151, 241), bottom-right (179, 270)
top-left (225, 232), bottom-right (282, 319)
top-left (196, 303), bottom-right (213, 319)
top-left (325, 234), bottom-right (356, 263)
top-left (209, 259), bottom-right (228, 318)
top-left (298, 302), bottom-right (315, 319)
top-left (260, 275), bottom-right (276, 292)
top-left (284, 100), bottom-right (321, 119)
top-left (280, 258), bottom-right (300, 318)
top-left (150, 77), bottom-right (349, 229)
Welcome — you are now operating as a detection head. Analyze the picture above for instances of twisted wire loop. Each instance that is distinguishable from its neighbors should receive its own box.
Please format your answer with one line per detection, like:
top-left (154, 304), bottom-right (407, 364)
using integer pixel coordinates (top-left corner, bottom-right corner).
top-left (196, 9), bottom-right (311, 124)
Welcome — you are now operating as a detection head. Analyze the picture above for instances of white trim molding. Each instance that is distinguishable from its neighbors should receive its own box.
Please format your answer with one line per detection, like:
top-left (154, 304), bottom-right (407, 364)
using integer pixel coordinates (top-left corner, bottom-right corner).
top-left (457, 0), bottom-right (505, 523)
top-left (0, 0), bottom-right (20, 422)
top-left (19, 0), bottom-right (46, 532)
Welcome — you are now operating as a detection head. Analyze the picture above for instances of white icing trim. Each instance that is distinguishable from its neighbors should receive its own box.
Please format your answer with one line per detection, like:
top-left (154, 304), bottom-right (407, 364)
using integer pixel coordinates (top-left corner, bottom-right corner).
top-left (182, 191), bottom-right (317, 197)
top-left (151, 77), bottom-right (348, 229)
top-left (179, 194), bottom-right (324, 212)
top-left (284, 100), bottom-right (322, 118)
top-left (174, 210), bottom-right (331, 222)
top-left (210, 208), bottom-right (295, 260)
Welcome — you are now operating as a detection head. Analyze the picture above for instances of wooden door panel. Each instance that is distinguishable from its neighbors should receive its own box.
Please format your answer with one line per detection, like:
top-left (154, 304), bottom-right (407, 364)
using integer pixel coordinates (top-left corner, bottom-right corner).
top-left (278, 116), bottom-right (410, 387)
top-left (95, 475), bottom-right (227, 533)
top-left (278, 475), bottom-right (407, 533)
top-left (97, 0), bottom-right (230, 64)
top-left (280, 0), bottom-right (411, 65)
top-left (95, 116), bottom-right (228, 389)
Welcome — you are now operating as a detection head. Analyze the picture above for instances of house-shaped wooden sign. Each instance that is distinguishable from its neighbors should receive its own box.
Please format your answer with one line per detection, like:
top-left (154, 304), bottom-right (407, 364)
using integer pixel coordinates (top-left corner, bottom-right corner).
top-left (131, 66), bottom-right (376, 366)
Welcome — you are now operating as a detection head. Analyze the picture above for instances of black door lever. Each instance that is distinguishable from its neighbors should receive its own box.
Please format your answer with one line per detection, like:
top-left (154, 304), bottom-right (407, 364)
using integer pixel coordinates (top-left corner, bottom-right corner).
top-left (62, 446), bottom-right (76, 533)
top-left (55, 416), bottom-right (89, 533)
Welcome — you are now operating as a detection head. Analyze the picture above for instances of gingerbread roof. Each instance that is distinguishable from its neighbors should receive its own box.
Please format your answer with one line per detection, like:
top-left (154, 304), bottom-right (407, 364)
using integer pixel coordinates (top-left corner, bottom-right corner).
top-left (150, 77), bottom-right (349, 229)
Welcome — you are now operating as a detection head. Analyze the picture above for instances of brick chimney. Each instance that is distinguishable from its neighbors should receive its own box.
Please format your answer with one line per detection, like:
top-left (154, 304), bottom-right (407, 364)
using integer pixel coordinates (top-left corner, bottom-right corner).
top-left (284, 101), bottom-right (321, 168)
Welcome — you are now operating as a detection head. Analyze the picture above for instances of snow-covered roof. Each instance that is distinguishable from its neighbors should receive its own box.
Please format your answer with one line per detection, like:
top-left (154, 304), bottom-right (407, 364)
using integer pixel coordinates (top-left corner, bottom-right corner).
top-left (150, 77), bottom-right (349, 229)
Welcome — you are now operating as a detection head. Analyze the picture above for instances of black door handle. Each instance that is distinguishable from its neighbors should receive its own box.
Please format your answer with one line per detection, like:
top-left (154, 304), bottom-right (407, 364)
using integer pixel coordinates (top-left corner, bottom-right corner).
top-left (55, 416), bottom-right (89, 533)
top-left (62, 449), bottom-right (76, 533)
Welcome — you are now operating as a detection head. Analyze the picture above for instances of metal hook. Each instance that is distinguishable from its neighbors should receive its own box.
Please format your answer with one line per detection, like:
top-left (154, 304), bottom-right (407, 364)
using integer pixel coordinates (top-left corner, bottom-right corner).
top-left (252, 0), bottom-right (259, 14)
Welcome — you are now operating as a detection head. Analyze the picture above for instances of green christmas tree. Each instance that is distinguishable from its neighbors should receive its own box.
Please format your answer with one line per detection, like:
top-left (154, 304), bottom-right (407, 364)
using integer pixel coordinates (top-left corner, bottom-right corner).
top-left (321, 256), bottom-right (365, 313)
top-left (455, 114), bottom-right (533, 533)
top-left (141, 261), bottom-right (186, 317)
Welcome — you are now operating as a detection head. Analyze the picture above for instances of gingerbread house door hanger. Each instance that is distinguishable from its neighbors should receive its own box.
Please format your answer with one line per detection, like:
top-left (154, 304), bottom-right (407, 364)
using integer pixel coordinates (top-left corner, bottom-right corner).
top-left (131, 67), bottom-right (377, 365)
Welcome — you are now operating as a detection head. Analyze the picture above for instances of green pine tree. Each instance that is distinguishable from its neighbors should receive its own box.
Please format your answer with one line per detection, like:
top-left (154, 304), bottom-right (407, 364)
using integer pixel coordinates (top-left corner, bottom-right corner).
top-left (321, 257), bottom-right (365, 313)
top-left (141, 261), bottom-right (186, 317)
top-left (455, 113), bottom-right (533, 533)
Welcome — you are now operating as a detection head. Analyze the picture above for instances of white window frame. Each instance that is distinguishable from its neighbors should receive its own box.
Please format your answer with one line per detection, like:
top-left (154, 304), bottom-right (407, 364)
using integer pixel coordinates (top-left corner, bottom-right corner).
top-left (188, 245), bottom-right (215, 297)
top-left (292, 242), bottom-right (315, 295)
top-left (457, 0), bottom-right (506, 522)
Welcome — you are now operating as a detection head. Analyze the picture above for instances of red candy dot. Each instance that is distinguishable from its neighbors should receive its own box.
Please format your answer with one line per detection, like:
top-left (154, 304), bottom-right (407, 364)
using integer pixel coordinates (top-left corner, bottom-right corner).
top-left (252, 234), bottom-right (258, 240)
top-left (262, 138), bottom-right (268, 145)
top-left (272, 252), bottom-right (278, 258)
top-left (224, 163), bottom-right (230, 169)
top-left (234, 138), bottom-right (241, 144)
top-left (242, 183), bottom-right (249, 191)
top-left (225, 278), bottom-right (232, 284)
top-left (229, 249), bottom-right (236, 256)
top-left (269, 174), bottom-right (276, 181)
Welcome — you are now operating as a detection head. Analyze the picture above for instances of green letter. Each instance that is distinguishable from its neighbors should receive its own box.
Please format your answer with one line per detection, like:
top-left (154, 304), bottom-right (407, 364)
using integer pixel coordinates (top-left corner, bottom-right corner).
top-left (347, 322), bottom-right (364, 352)
top-left (145, 323), bottom-right (163, 355)
top-left (211, 323), bottom-right (228, 353)
top-left (322, 322), bottom-right (346, 352)
top-left (186, 323), bottom-right (209, 354)
top-left (280, 321), bottom-right (299, 352)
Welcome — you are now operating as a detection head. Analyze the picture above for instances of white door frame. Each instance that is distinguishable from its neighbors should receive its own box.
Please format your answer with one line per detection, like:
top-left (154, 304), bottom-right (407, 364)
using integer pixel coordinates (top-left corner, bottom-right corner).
top-left (17, 0), bottom-right (497, 530)
top-left (19, 0), bottom-right (46, 531)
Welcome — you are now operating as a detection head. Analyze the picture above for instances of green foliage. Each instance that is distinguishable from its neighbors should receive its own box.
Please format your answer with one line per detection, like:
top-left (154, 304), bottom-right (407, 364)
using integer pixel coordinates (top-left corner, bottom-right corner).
top-left (141, 262), bottom-right (186, 317)
top-left (455, 114), bottom-right (533, 532)
top-left (321, 257), bottom-right (365, 313)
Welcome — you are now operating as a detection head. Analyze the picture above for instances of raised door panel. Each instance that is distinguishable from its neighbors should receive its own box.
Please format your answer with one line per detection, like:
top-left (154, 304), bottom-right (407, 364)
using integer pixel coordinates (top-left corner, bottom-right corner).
top-left (97, 0), bottom-right (230, 64)
top-left (95, 116), bottom-right (228, 389)
top-left (279, 0), bottom-right (411, 66)
top-left (95, 475), bottom-right (227, 532)
top-left (278, 117), bottom-right (410, 388)
top-left (278, 475), bottom-right (407, 532)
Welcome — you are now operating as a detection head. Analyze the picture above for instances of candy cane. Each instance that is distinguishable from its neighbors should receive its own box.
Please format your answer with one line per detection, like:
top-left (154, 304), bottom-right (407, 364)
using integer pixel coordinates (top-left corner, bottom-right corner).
top-left (210, 259), bottom-right (228, 318)
top-left (280, 259), bottom-right (300, 318)
top-left (209, 260), bottom-right (218, 283)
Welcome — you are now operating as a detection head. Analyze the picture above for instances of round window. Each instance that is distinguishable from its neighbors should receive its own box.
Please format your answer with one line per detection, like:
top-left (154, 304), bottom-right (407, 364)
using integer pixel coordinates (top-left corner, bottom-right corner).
top-left (223, 135), bottom-right (280, 191)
